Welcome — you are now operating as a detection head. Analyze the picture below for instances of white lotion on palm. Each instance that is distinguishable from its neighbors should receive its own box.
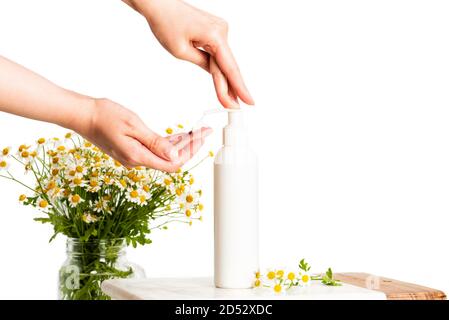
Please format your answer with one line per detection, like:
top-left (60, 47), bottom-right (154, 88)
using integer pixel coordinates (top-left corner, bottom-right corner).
top-left (213, 109), bottom-right (258, 289)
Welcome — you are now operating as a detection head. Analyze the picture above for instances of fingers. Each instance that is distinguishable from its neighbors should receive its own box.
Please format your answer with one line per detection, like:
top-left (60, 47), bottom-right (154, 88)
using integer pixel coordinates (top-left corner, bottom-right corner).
top-left (138, 129), bottom-right (178, 162)
top-left (210, 57), bottom-right (239, 109)
top-left (178, 134), bottom-right (207, 164)
top-left (182, 47), bottom-right (210, 72)
top-left (128, 126), bottom-right (212, 172)
top-left (167, 127), bottom-right (212, 150)
top-left (213, 41), bottom-right (255, 106)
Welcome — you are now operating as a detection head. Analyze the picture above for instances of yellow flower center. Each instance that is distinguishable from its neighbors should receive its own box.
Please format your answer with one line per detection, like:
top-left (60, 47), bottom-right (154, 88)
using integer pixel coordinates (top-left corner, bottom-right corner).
top-left (18, 144), bottom-right (28, 152)
top-left (132, 175), bottom-right (141, 183)
top-left (30, 151), bottom-right (37, 157)
top-left (302, 274), bottom-right (310, 283)
top-left (37, 138), bottom-right (46, 145)
top-left (75, 166), bottom-right (83, 173)
top-left (19, 194), bottom-right (27, 202)
top-left (92, 171), bottom-right (99, 177)
top-left (94, 155), bottom-right (101, 163)
top-left (139, 195), bottom-right (146, 203)
top-left (119, 179), bottom-right (127, 187)
top-left (274, 284), bottom-right (282, 293)
top-left (208, 151), bottom-right (214, 157)
top-left (164, 178), bottom-right (172, 186)
top-left (65, 133), bottom-right (72, 139)
top-left (127, 172), bottom-right (135, 179)
top-left (104, 177), bottom-right (111, 184)
top-left (254, 279), bottom-right (261, 287)
top-left (39, 200), bottom-right (49, 208)
top-left (255, 271), bottom-right (261, 279)
top-left (175, 188), bottom-right (182, 196)
top-left (165, 127), bottom-right (173, 134)
top-left (57, 146), bottom-right (66, 152)
top-left (2, 147), bottom-right (9, 156)
top-left (84, 141), bottom-right (92, 147)
top-left (189, 177), bottom-right (195, 185)
top-left (276, 270), bottom-right (284, 278)
top-left (73, 178), bottom-right (82, 185)
top-left (288, 272), bottom-right (296, 281)
top-left (143, 185), bottom-right (150, 192)
top-left (130, 190), bottom-right (139, 198)
top-left (47, 181), bottom-right (56, 190)
top-left (185, 209), bottom-right (192, 217)
top-left (267, 271), bottom-right (276, 280)
top-left (0, 160), bottom-right (7, 168)
top-left (90, 180), bottom-right (99, 187)
top-left (198, 203), bottom-right (204, 211)
top-left (103, 195), bottom-right (112, 201)
top-left (114, 160), bottom-right (122, 167)
top-left (68, 170), bottom-right (76, 176)
top-left (21, 151), bottom-right (29, 158)
top-left (63, 189), bottom-right (71, 197)
top-left (186, 195), bottom-right (194, 203)
top-left (52, 157), bottom-right (59, 164)
top-left (72, 194), bottom-right (81, 203)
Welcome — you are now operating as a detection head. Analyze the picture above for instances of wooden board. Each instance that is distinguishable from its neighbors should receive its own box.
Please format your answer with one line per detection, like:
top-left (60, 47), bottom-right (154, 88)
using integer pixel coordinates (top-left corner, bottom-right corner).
top-left (334, 273), bottom-right (446, 300)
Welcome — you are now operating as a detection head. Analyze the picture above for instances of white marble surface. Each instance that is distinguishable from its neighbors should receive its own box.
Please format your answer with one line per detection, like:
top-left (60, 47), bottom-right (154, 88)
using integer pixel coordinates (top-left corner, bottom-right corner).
top-left (101, 277), bottom-right (386, 300)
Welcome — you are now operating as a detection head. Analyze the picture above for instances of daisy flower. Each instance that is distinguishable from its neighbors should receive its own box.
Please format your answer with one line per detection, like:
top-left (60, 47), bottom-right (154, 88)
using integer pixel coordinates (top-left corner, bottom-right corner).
top-left (37, 197), bottom-right (50, 209)
top-left (81, 213), bottom-right (98, 224)
top-left (87, 178), bottom-right (101, 193)
top-left (69, 194), bottom-right (84, 207)
top-left (1, 146), bottom-right (11, 157)
top-left (93, 199), bottom-right (109, 213)
top-left (69, 176), bottom-right (86, 189)
top-left (0, 158), bottom-right (9, 171)
top-left (126, 188), bottom-right (140, 204)
top-left (299, 271), bottom-right (311, 287)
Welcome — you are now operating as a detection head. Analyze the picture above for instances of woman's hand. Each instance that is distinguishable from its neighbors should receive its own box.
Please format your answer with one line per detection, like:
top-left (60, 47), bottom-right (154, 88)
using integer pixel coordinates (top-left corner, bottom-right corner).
top-left (77, 98), bottom-right (212, 172)
top-left (123, 0), bottom-right (254, 109)
top-left (0, 56), bottom-right (211, 172)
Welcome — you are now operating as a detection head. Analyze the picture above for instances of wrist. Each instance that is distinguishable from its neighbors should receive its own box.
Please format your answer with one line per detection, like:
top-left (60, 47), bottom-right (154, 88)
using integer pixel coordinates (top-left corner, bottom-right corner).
top-left (57, 92), bottom-right (97, 138)
top-left (123, 0), bottom-right (168, 19)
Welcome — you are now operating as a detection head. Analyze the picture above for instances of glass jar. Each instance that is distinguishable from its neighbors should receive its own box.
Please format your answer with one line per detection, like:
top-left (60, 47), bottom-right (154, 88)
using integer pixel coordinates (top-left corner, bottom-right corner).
top-left (58, 238), bottom-right (145, 300)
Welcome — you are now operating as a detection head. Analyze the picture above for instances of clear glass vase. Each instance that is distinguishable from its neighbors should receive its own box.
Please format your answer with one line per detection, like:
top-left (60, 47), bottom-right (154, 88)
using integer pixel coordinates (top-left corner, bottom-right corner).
top-left (58, 238), bottom-right (145, 300)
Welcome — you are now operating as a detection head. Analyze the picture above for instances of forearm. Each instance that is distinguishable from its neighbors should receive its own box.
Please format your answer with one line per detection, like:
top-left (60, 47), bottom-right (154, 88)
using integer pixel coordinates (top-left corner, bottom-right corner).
top-left (0, 55), bottom-right (94, 135)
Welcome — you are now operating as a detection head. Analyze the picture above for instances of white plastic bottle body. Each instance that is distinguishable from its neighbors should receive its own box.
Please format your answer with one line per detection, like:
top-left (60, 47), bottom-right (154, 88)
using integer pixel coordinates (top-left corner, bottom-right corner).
top-left (214, 146), bottom-right (258, 289)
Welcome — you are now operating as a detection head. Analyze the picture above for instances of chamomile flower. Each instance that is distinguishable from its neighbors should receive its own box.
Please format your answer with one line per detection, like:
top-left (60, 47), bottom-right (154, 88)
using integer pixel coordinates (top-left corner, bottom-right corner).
top-left (0, 158), bottom-right (9, 171)
top-left (274, 284), bottom-right (282, 293)
top-left (36, 138), bottom-right (46, 147)
top-left (299, 271), bottom-right (311, 287)
top-left (18, 194), bottom-right (27, 202)
top-left (126, 188), bottom-right (140, 204)
top-left (1, 146), bottom-right (11, 157)
top-left (87, 178), bottom-right (101, 193)
top-left (48, 187), bottom-right (63, 200)
top-left (69, 176), bottom-right (86, 189)
top-left (81, 213), bottom-right (98, 224)
top-left (137, 193), bottom-right (148, 206)
top-left (93, 199), bottom-right (109, 213)
top-left (102, 175), bottom-right (115, 185)
top-left (116, 178), bottom-right (127, 191)
top-left (69, 194), bottom-right (84, 207)
top-left (64, 132), bottom-right (73, 142)
top-left (37, 197), bottom-right (50, 209)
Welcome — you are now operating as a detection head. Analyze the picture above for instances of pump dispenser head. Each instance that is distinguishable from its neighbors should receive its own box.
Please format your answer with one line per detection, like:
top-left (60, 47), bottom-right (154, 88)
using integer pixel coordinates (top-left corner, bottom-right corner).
top-left (224, 110), bottom-right (247, 146)
top-left (195, 108), bottom-right (249, 147)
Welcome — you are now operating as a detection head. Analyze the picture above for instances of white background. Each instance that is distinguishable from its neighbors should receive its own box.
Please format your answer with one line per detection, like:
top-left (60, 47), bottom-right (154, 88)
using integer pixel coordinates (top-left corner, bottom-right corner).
top-left (0, 0), bottom-right (448, 299)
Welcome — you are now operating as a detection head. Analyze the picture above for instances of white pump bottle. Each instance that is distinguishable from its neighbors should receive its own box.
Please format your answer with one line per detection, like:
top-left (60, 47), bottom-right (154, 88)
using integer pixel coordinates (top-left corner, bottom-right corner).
top-left (214, 110), bottom-right (258, 289)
